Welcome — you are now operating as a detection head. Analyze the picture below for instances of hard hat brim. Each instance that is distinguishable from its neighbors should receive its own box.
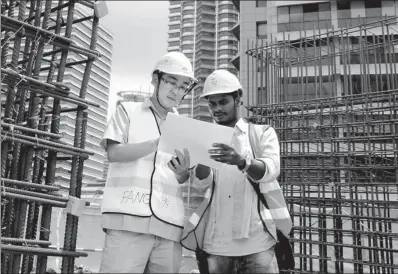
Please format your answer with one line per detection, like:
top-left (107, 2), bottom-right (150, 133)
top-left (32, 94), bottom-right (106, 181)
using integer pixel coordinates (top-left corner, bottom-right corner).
top-left (199, 90), bottom-right (233, 98)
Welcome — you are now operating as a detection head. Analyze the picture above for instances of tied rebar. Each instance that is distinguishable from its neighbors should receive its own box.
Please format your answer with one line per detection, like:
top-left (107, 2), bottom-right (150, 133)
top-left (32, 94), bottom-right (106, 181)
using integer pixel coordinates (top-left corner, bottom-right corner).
top-left (1, 1), bottom-right (101, 273)
top-left (245, 17), bottom-right (398, 273)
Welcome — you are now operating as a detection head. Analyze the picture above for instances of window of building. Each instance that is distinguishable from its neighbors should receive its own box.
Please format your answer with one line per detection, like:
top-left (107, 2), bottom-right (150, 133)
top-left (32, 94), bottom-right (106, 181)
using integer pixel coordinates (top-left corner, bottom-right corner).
top-left (169, 33), bottom-right (180, 38)
top-left (303, 3), bottom-right (318, 22)
top-left (170, 8), bottom-right (180, 14)
top-left (256, 0), bottom-right (267, 8)
top-left (182, 27), bottom-right (194, 33)
top-left (365, 0), bottom-right (382, 18)
top-left (382, 0), bottom-right (396, 16)
top-left (257, 21), bottom-right (267, 39)
top-left (318, 3), bottom-right (331, 20)
top-left (169, 25), bottom-right (180, 30)
top-left (289, 5), bottom-right (303, 23)
top-left (169, 16), bottom-right (180, 22)
top-left (277, 3), bottom-right (331, 32)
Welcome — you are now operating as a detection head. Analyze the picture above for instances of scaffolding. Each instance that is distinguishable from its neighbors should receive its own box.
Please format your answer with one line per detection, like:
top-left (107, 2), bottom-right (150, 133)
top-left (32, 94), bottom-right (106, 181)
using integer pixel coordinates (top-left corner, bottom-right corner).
top-left (1, 0), bottom-right (102, 273)
top-left (245, 17), bottom-right (398, 273)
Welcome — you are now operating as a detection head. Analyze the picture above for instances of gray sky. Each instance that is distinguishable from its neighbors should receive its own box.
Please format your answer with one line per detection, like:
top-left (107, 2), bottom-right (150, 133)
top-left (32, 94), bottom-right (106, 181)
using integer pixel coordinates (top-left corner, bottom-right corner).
top-left (100, 1), bottom-right (170, 116)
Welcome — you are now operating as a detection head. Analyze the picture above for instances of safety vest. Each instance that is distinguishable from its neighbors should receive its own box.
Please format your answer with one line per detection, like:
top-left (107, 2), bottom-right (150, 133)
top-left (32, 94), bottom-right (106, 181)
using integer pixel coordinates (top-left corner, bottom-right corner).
top-left (101, 102), bottom-right (185, 228)
top-left (181, 123), bottom-right (292, 251)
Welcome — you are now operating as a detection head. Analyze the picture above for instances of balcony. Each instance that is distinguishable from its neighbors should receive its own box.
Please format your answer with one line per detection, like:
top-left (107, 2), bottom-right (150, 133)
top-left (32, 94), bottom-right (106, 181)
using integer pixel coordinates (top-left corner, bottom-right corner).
top-left (168, 20), bottom-right (181, 26)
top-left (198, 35), bottom-right (215, 42)
top-left (231, 0), bottom-right (240, 12)
top-left (199, 45), bottom-right (215, 51)
top-left (168, 28), bottom-right (180, 34)
top-left (219, 63), bottom-right (235, 69)
top-left (168, 45), bottom-right (180, 51)
top-left (182, 40), bottom-right (194, 45)
top-left (182, 22), bottom-right (195, 28)
top-left (231, 54), bottom-right (240, 70)
top-left (218, 54), bottom-right (232, 59)
top-left (168, 37), bottom-right (180, 42)
top-left (199, 17), bottom-right (216, 24)
top-left (181, 32), bottom-right (194, 37)
top-left (219, 44), bottom-right (238, 50)
top-left (219, 17), bottom-right (238, 23)
top-left (198, 63), bottom-right (215, 70)
top-left (182, 5), bottom-right (195, 11)
top-left (200, 9), bottom-right (216, 16)
top-left (182, 14), bottom-right (195, 19)
top-left (198, 54), bottom-right (216, 61)
top-left (182, 49), bottom-right (194, 54)
top-left (197, 27), bottom-right (216, 34)
top-left (169, 2), bottom-right (181, 9)
top-left (219, 9), bottom-right (239, 15)
top-left (219, 35), bottom-right (237, 41)
top-left (201, 1), bottom-right (216, 7)
top-left (169, 12), bottom-right (180, 17)
top-left (231, 22), bottom-right (240, 40)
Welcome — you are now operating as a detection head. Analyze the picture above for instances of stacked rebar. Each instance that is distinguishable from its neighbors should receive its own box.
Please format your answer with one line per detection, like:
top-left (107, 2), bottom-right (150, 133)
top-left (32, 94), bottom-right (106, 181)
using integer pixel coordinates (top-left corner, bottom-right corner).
top-left (1, 0), bottom-right (101, 273)
top-left (246, 18), bottom-right (398, 273)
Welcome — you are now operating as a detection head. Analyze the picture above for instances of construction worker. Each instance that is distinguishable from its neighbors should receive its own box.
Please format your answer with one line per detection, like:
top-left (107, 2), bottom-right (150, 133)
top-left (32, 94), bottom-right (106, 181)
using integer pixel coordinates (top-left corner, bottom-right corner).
top-left (99, 52), bottom-right (197, 273)
top-left (179, 70), bottom-right (292, 273)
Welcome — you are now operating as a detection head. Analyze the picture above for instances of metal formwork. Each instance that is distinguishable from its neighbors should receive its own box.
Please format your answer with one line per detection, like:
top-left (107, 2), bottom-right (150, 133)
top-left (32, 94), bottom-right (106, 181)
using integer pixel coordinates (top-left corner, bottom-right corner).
top-left (1, 0), bottom-right (101, 273)
top-left (246, 17), bottom-right (398, 273)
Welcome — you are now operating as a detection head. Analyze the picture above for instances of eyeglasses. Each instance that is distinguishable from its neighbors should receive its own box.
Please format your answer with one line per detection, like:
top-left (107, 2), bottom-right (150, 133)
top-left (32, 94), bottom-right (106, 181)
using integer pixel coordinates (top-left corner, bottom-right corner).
top-left (161, 78), bottom-right (189, 94)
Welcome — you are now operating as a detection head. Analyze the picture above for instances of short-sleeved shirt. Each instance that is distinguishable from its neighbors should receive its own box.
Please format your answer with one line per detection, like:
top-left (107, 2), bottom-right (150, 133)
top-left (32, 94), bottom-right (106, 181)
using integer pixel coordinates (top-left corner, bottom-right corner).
top-left (100, 99), bottom-right (182, 242)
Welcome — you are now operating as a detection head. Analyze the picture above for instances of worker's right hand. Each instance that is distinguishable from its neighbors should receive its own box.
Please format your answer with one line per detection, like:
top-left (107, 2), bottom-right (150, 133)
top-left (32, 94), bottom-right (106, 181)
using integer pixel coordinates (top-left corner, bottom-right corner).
top-left (168, 148), bottom-right (190, 184)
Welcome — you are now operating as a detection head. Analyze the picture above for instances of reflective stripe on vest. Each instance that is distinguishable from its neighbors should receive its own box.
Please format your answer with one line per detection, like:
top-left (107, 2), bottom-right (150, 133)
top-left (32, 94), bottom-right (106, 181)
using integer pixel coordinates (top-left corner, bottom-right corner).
top-left (101, 102), bottom-right (185, 227)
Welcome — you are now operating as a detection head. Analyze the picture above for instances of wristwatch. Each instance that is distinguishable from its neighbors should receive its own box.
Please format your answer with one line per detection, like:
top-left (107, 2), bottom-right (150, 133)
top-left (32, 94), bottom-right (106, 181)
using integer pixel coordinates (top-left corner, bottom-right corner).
top-left (238, 157), bottom-right (252, 173)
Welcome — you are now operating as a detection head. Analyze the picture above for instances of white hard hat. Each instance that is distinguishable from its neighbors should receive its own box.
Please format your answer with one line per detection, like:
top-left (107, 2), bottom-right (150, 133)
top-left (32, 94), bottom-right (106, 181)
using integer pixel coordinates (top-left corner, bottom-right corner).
top-left (201, 69), bottom-right (242, 98)
top-left (152, 52), bottom-right (197, 83)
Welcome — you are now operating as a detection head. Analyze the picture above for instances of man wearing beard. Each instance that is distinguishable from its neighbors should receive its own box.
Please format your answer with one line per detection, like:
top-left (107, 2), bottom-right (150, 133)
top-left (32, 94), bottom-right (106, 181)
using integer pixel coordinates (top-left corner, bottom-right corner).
top-left (175, 70), bottom-right (292, 273)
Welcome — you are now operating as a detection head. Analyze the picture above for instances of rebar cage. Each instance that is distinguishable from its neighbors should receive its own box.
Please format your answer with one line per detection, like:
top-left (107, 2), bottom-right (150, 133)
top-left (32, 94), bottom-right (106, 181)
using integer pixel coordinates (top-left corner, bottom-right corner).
top-left (246, 17), bottom-right (398, 273)
top-left (1, 0), bottom-right (101, 273)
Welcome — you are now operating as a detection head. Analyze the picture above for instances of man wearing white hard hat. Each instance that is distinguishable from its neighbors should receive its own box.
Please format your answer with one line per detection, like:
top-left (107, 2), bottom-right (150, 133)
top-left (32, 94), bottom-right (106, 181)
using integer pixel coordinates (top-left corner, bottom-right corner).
top-left (179, 70), bottom-right (293, 273)
top-left (99, 52), bottom-right (197, 273)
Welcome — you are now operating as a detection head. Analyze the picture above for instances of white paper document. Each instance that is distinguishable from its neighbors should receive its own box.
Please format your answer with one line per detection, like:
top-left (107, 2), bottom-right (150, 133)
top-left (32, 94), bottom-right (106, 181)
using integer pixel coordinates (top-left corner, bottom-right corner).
top-left (158, 113), bottom-right (235, 169)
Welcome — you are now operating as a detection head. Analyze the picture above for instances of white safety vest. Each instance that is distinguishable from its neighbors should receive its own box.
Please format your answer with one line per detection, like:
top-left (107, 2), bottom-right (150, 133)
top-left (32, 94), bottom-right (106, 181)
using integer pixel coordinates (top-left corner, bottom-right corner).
top-left (101, 102), bottom-right (185, 228)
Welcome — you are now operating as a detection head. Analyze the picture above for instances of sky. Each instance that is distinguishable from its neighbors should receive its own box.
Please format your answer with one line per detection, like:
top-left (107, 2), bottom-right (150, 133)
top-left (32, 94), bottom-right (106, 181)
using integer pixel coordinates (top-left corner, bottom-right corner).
top-left (100, 1), bottom-right (170, 117)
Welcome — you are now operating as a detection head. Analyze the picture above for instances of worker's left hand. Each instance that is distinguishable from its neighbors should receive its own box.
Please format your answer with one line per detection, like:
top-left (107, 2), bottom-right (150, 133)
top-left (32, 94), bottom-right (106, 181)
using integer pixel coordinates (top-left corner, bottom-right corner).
top-left (209, 143), bottom-right (244, 166)
top-left (168, 148), bottom-right (190, 184)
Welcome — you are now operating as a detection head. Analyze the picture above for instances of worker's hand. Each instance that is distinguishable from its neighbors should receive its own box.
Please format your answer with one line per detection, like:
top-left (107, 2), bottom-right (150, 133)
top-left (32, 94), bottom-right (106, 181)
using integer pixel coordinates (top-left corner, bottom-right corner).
top-left (209, 143), bottom-right (244, 167)
top-left (168, 148), bottom-right (190, 184)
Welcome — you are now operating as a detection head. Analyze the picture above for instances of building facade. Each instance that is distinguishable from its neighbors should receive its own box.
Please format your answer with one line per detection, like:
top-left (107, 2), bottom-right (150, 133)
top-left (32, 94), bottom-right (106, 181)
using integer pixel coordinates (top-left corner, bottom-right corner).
top-left (167, 0), bottom-right (239, 122)
top-left (234, 0), bottom-right (398, 115)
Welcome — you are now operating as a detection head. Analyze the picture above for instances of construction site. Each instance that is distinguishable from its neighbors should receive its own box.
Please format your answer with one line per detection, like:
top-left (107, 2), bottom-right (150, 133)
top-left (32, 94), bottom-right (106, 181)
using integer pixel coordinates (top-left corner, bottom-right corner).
top-left (244, 16), bottom-right (398, 273)
top-left (1, 0), bottom-right (398, 273)
top-left (1, 0), bottom-right (105, 273)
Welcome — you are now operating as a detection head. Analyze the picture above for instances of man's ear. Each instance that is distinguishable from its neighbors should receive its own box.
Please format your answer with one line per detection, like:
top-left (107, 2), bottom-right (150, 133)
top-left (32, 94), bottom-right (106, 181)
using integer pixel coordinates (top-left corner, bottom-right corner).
top-left (235, 96), bottom-right (241, 107)
top-left (151, 73), bottom-right (159, 86)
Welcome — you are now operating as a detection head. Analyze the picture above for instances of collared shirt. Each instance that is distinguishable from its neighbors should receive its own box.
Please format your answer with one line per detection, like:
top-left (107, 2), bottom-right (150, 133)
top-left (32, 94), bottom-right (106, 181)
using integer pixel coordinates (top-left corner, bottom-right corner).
top-left (195, 118), bottom-right (277, 256)
top-left (100, 98), bottom-right (182, 242)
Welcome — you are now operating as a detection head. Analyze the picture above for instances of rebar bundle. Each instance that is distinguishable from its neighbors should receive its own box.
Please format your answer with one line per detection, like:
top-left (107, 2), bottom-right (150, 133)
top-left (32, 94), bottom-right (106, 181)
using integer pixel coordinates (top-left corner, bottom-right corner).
top-left (1, 0), bottom-right (102, 273)
top-left (246, 17), bottom-right (398, 273)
